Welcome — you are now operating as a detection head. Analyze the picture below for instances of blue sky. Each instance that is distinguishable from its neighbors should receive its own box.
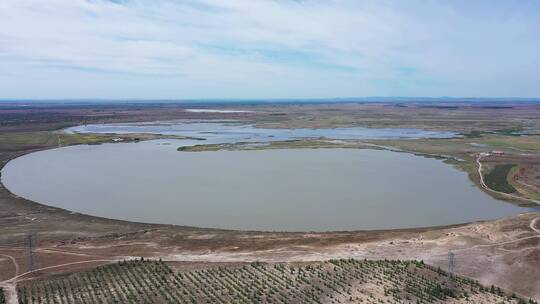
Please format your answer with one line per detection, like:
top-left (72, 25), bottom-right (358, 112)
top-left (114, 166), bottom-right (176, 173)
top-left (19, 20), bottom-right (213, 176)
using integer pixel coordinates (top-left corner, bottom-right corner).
top-left (1, 0), bottom-right (540, 99)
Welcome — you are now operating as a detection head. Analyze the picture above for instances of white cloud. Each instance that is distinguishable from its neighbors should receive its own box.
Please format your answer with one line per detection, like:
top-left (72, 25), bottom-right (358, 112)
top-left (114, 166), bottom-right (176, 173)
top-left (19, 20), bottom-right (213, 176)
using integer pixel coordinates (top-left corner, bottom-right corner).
top-left (1, 0), bottom-right (539, 98)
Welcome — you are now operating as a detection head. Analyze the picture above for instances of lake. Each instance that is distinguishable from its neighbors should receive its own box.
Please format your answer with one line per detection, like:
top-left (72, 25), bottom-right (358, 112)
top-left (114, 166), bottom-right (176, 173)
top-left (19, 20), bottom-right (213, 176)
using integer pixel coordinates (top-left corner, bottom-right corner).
top-left (1, 138), bottom-right (532, 231)
top-left (66, 121), bottom-right (459, 144)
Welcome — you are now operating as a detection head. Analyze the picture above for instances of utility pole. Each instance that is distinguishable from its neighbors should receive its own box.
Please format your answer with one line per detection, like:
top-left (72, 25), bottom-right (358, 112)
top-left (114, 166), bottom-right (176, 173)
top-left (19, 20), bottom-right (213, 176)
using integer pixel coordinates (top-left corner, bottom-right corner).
top-left (448, 251), bottom-right (455, 289)
top-left (27, 233), bottom-right (34, 272)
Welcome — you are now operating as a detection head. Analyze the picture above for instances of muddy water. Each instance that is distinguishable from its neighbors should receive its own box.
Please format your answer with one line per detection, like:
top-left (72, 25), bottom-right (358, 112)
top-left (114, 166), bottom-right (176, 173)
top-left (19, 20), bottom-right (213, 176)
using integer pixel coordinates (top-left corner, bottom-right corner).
top-left (1, 141), bottom-right (532, 231)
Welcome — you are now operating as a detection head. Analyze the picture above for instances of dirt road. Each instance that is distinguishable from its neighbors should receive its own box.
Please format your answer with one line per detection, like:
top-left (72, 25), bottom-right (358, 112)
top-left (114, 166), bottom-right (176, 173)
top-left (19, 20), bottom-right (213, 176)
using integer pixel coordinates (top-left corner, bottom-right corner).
top-left (0, 259), bottom-right (114, 304)
top-left (0, 254), bottom-right (19, 278)
top-left (531, 217), bottom-right (540, 234)
top-left (476, 153), bottom-right (540, 204)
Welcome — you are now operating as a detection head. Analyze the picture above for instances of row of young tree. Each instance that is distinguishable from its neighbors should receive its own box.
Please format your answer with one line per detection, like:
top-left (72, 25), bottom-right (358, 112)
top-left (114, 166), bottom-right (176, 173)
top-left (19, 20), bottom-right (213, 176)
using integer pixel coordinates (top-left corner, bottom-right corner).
top-left (0, 287), bottom-right (6, 304)
top-left (15, 258), bottom-right (538, 304)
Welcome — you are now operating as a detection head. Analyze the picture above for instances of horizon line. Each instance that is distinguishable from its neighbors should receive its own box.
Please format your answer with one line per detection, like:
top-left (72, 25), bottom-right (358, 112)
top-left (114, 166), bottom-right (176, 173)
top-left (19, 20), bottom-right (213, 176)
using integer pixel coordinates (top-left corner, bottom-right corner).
top-left (2, 96), bottom-right (540, 103)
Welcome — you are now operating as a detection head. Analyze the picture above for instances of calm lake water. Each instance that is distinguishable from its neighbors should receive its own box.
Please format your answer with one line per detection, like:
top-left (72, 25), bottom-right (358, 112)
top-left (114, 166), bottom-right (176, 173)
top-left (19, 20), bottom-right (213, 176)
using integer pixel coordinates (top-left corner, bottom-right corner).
top-left (1, 140), bottom-right (532, 231)
top-left (67, 121), bottom-right (458, 143)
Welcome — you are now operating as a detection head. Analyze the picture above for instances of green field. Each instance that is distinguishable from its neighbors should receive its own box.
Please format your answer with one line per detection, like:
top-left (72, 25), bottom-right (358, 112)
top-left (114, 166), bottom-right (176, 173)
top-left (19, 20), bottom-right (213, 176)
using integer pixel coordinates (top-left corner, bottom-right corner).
top-left (484, 164), bottom-right (518, 194)
top-left (0, 132), bottom-right (114, 148)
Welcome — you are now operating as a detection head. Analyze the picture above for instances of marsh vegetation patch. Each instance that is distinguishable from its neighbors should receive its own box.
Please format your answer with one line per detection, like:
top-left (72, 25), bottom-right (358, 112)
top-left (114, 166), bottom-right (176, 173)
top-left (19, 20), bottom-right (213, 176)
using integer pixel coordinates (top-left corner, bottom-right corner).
top-left (484, 164), bottom-right (518, 194)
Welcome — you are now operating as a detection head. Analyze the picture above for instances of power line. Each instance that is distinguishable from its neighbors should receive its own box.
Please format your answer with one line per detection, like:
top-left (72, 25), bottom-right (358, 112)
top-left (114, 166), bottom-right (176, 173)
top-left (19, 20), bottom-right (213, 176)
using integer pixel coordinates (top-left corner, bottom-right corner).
top-left (448, 251), bottom-right (455, 289)
top-left (27, 233), bottom-right (35, 272)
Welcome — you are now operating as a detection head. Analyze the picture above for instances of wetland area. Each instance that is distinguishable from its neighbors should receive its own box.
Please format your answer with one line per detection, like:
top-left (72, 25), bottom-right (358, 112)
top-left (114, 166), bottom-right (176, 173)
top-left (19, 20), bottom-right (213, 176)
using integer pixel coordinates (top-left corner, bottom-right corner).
top-left (1, 122), bottom-right (533, 231)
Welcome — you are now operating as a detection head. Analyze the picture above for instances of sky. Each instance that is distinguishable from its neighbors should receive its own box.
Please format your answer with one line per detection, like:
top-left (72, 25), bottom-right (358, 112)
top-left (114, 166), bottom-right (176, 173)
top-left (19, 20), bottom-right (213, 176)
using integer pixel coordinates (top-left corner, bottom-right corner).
top-left (1, 0), bottom-right (540, 99)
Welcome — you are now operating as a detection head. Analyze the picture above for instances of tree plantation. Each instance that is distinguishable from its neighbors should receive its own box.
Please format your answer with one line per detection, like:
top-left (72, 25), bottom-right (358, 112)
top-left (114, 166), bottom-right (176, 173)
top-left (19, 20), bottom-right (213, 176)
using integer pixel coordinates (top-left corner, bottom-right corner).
top-left (15, 259), bottom-right (538, 304)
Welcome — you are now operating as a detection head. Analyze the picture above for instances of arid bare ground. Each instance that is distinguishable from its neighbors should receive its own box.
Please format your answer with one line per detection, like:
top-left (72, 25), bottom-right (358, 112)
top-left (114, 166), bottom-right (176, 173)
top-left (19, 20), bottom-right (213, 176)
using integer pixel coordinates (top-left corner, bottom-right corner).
top-left (1, 102), bottom-right (539, 301)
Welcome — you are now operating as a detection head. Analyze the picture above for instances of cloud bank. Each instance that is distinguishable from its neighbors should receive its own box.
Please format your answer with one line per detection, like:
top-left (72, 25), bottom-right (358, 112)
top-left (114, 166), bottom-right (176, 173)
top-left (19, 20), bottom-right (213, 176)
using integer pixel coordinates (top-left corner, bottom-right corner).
top-left (1, 0), bottom-right (539, 99)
